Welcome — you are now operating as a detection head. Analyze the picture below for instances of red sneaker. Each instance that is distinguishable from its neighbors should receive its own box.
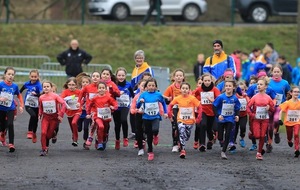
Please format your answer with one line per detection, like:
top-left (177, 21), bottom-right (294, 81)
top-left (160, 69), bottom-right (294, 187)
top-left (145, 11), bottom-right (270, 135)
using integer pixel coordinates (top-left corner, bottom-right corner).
top-left (153, 135), bottom-right (159, 146)
top-left (0, 132), bottom-right (5, 142)
top-left (133, 140), bottom-right (138, 148)
top-left (193, 141), bottom-right (199, 149)
top-left (8, 144), bottom-right (15, 152)
top-left (115, 140), bottom-right (120, 150)
top-left (27, 131), bottom-right (33, 139)
top-left (32, 133), bottom-right (37, 143)
top-left (180, 149), bottom-right (186, 159)
top-left (256, 152), bottom-right (263, 160)
top-left (85, 137), bottom-right (93, 146)
top-left (148, 152), bottom-right (154, 161)
top-left (123, 138), bottom-right (129, 147)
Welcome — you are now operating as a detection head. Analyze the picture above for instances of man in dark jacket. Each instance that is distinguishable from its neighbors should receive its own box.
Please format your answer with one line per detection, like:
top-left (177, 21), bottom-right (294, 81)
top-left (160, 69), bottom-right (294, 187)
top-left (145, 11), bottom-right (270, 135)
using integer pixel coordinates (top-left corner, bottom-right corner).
top-left (57, 39), bottom-right (92, 77)
top-left (193, 53), bottom-right (205, 82)
top-left (277, 55), bottom-right (292, 84)
top-left (142, 0), bottom-right (165, 26)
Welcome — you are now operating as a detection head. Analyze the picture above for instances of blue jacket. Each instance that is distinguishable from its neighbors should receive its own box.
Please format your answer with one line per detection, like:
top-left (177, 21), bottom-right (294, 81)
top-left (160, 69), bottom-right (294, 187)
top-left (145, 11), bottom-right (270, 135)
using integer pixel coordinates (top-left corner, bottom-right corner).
top-left (116, 81), bottom-right (134, 110)
top-left (20, 80), bottom-right (43, 107)
top-left (246, 84), bottom-right (276, 99)
top-left (0, 81), bottom-right (20, 111)
top-left (292, 58), bottom-right (300, 85)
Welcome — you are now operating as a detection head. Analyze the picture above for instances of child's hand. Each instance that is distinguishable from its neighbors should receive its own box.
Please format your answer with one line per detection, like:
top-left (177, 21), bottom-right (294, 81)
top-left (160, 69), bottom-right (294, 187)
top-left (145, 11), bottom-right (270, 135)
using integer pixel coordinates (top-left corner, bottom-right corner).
top-left (218, 115), bottom-right (224, 121)
top-left (19, 107), bottom-right (23, 114)
top-left (163, 114), bottom-right (168, 119)
top-left (110, 106), bottom-right (115, 110)
top-left (86, 115), bottom-right (91, 119)
top-left (139, 98), bottom-right (144, 103)
top-left (235, 116), bottom-right (239, 122)
top-left (266, 105), bottom-right (270, 111)
top-left (120, 91), bottom-right (124, 95)
top-left (207, 97), bottom-right (214, 102)
top-left (58, 116), bottom-right (63, 123)
top-left (31, 91), bottom-right (37, 95)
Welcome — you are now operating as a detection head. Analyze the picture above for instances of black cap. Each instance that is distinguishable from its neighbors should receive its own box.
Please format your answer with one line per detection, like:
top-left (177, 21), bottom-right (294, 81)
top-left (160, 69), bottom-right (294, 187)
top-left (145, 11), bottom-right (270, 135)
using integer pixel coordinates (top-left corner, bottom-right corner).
top-left (213, 40), bottom-right (223, 48)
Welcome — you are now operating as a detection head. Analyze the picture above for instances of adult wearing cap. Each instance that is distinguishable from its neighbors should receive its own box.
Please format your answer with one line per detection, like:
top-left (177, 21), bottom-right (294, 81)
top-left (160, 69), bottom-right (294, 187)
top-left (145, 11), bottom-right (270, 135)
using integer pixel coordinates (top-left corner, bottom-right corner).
top-left (203, 40), bottom-right (236, 80)
top-left (57, 39), bottom-right (92, 78)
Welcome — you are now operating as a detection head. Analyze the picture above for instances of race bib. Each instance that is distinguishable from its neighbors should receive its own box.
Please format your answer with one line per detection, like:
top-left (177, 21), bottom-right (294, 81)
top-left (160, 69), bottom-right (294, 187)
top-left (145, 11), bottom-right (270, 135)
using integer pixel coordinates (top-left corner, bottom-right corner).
top-left (239, 98), bottom-right (247, 111)
top-left (0, 92), bottom-right (13, 107)
top-left (221, 103), bottom-right (234, 116)
top-left (287, 110), bottom-right (300, 122)
top-left (25, 94), bottom-right (39, 108)
top-left (64, 95), bottom-right (79, 110)
top-left (89, 93), bottom-right (97, 100)
top-left (97, 107), bottom-right (111, 120)
top-left (42, 100), bottom-right (56, 114)
top-left (275, 93), bottom-right (283, 106)
top-left (116, 94), bottom-right (130, 107)
top-left (179, 107), bottom-right (194, 120)
top-left (255, 106), bottom-right (269, 119)
top-left (144, 102), bottom-right (159, 116)
top-left (200, 92), bottom-right (214, 105)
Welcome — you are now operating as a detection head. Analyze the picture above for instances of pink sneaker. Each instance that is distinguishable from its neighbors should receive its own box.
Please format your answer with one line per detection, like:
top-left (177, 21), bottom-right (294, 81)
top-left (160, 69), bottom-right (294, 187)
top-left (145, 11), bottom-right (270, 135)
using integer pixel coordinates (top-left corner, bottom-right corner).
top-left (133, 140), bottom-right (138, 148)
top-left (85, 137), bottom-right (93, 146)
top-left (153, 135), bottom-right (159, 146)
top-left (148, 152), bottom-right (154, 161)
top-left (123, 138), bottom-right (129, 147)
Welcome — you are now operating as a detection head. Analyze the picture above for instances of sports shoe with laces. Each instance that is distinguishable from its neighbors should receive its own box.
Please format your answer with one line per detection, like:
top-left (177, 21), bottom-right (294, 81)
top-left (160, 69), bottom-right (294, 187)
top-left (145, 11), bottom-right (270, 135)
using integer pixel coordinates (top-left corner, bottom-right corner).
top-left (199, 145), bottom-right (206, 152)
top-left (172, 145), bottom-right (179, 152)
top-left (72, 142), bottom-right (78, 147)
top-left (97, 143), bottom-right (104, 151)
top-left (239, 139), bottom-right (246, 148)
top-left (153, 135), bottom-right (159, 146)
top-left (274, 133), bottom-right (280, 144)
top-left (85, 137), bottom-right (93, 146)
top-left (32, 133), bottom-right (37, 143)
top-left (266, 144), bottom-right (273, 153)
top-left (123, 138), bottom-right (129, 147)
top-left (207, 141), bottom-right (213, 150)
top-left (256, 152), bottom-right (263, 160)
top-left (193, 141), bottom-right (199, 149)
top-left (40, 149), bottom-right (47, 156)
top-left (221, 151), bottom-right (227, 160)
top-left (148, 152), bottom-right (154, 161)
top-left (288, 141), bottom-right (293, 147)
top-left (83, 142), bottom-right (90, 150)
top-left (27, 131), bottom-right (33, 139)
top-left (249, 144), bottom-right (257, 151)
top-left (8, 144), bottom-right (15, 152)
top-left (180, 149), bottom-right (186, 159)
top-left (228, 144), bottom-right (236, 151)
top-left (115, 140), bottom-right (120, 150)
top-left (0, 132), bottom-right (5, 142)
top-left (1, 140), bottom-right (7, 146)
top-left (138, 149), bottom-right (144, 156)
top-left (294, 150), bottom-right (300, 158)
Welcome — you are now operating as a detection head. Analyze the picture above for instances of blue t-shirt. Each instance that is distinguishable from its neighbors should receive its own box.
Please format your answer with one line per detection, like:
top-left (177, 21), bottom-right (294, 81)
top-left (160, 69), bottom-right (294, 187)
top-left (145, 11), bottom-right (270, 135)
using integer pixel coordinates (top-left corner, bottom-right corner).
top-left (20, 80), bottom-right (42, 107)
top-left (116, 81), bottom-right (133, 110)
top-left (0, 81), bottom-right (20, 111)
top-left (268, 79), bottom-right (290, 106)
top-left (213, 93), bottom-right (241, 124)
top-left (246, 84), bottom-right (276, 99)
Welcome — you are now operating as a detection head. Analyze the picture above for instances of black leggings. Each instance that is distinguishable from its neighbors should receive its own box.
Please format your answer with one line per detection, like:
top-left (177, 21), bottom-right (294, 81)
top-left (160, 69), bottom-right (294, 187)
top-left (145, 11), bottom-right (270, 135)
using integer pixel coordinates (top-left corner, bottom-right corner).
top-left (144, 119), bottom-right (159, 153)
top-left (234, 115), bottom-right (247, 142)
top-left (129, 113), bottom-right (136, 134)
top-left (113, 108), bottom-right (129, 140)
top-left (199, 113), bottom-right (215, 145)
top-left (135, 113), bottom-right (144, 149)
top-left (77, 117), bottom-right (91, 141)
top-left (0, 110), bottom-right (15, 144)
top-left (218, 122), bottom-right (233, 152)
top-left (25, 106), bottom-right (39, 133)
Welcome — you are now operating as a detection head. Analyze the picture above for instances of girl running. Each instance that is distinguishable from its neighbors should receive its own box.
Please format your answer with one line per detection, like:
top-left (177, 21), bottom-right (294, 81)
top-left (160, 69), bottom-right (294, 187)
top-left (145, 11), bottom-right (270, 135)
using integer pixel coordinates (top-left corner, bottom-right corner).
top-left (60, 77), bottom-right (82, 147)
top-left (247, 78), bottom-right (275, 160)
top-left (193, 73), bottom-right (220, 151)
top-left (137, 78), bottom-right (168, 161)
top-left (20, 69), bottom-right (42, 143)
top-left (192, 76), bottom-right (203, 149)
top-left (213, 79), bottom-right (241, 159)
top-left (0, 67), bottom-right (24, 152)
top-left (113, 67), bottom-right (134, 150)
top-left (38, 81), bottom-right (66, 156)
top-left (168, 82), bottom-right (202, 158)
top-left (163, 69), bottom-right (185, 153)
top-left (86, 82), bottom-right (118, 151)
top-left (279, 87), bottom-right (300, 157)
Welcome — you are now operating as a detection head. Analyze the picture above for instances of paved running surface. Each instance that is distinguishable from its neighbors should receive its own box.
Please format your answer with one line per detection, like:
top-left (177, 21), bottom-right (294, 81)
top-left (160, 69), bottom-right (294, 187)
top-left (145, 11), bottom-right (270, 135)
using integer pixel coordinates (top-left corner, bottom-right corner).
top-left (0, 113), bottom-right (299, 190)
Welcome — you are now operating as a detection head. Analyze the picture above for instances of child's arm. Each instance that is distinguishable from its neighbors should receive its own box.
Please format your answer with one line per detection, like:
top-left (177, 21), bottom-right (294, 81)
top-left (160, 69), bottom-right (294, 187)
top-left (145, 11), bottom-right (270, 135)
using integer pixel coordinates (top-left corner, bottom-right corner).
top-left (17, 94), bottom-right (24, 114)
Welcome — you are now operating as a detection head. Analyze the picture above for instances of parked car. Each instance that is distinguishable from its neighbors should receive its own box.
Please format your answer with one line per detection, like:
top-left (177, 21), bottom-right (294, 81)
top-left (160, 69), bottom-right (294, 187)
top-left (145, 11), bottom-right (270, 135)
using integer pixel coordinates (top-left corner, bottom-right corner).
top-left (88, 0), bottom-right (207, 21)
top-left (235, 0), bottom-right (298, 23)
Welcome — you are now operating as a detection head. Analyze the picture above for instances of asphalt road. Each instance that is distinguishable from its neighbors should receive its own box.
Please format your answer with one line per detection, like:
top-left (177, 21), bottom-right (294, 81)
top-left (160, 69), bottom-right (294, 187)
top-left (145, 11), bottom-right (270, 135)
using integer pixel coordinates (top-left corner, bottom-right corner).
top-left (0, 112), bottom-right (300, 190)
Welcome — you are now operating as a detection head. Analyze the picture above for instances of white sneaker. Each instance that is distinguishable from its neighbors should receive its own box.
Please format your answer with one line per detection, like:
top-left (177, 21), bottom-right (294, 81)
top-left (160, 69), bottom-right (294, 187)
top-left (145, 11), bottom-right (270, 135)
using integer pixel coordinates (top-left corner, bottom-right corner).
top-left (221, 151), bottom-right (227, 160)
top-left (172, 145), bottom-right (179, 152)
top-left (138, 149), bottom-right (144, 156)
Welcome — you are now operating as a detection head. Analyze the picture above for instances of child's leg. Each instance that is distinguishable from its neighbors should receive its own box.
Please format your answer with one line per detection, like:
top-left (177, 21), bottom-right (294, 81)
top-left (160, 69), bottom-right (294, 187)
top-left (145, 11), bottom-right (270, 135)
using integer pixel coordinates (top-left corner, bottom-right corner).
top-left (77, 117), bottom-right (84, 133)
top-left (120, 108), bottom-right (129, 139)
top-left (113, 110), bottom-right (121, 140)
top-left (41, 117), bottom-right (50, 150)
top-left (286, 126), bottom-right (293, 143)
top-left (199, 113), bottom-right (208, 146)
top-left (294, 125), bottom-right (300, 151)
top-left (239, 116), bottom-right (247, 139)
top-left (6, 111), bottom-right (15, 145)
top-left (95, 118), bottom-right (105, 143)
top-left (144, 119), bottom-right (153, 153)
top-left (135, 113), bottom-right (144, 149)
top-left (222, 122), bottom-right (233, 153)
top-left (83, 118), bottom-right (91, 141)
top-left (25, 106), bottom-right (39, 133)
top-left (71, 114), bottom-right (80, 142)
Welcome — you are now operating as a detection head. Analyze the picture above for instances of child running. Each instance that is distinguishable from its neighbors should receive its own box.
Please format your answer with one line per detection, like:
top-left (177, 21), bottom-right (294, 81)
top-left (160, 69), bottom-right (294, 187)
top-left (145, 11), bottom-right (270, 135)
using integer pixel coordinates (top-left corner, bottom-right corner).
top-left (38, 81), bottom-right (66, 156)
top-left (0, 67), bottom-right (24, 152)
top-left (60, 77), bottom-right (82, 147)
top-left (279, 87), bottom-right (300, 157)
top-left (137, 78), bottom-right (168, 161)
top-left (247, 78), bottom-right (275, 160)
top-left (113, 67), bottom-right (134, 150)
top-left (86, 82), bottom-right (118, 151)
top-left (168, 82), bottom-right (202, 158)
top-left (192, 76), bottom-right (203, 149)
top-left (213, 79), bottom-right (241, 159)
top-left (20, 69), bottom-right (42, 143)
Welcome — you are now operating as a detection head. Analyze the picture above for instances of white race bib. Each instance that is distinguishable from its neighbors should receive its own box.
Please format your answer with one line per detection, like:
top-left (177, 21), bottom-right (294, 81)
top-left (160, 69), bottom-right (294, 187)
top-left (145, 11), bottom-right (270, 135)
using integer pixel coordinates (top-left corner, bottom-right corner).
top-left (97, 107), bottom-right (112, 120)
top-left (0, 92), bottom-right (13, 107)
top-left (239, 98), bottom-right (247, 111)
top-left (116, 94), bottom-right (130, 107)
top-left (42, 100), bottom-right (56, 114)
top-left (89, 93), bottom-right (97, 100)
top-left (64, 95), bottom-right (79, 110)
top-left (221, 103), bottom-right (234, 116)
top-left (255, 106), bottom-right (269, 119)
top-left (25, 94), bottom-right (39, 108)
top-left (275, 93), bottom-right (283, 106)
top-left (144, 102), bottom-right (159, 116)
top-left (200, 92), bottom-right (214, 105)
top-left (179, 107), bottom-right (194, 120)
top-left (287, 110), bottom-right (300, 122)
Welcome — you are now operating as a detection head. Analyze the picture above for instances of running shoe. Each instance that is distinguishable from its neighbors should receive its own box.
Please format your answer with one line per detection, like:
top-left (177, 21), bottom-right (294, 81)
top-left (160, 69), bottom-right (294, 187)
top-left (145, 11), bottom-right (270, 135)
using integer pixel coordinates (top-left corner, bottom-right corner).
top-left (199, 145), bottom-right (206, 152)
top-left (148, 152), bottom-right (154, 161)
top-left (1, 140), bottom-right (7, 146)
top-left (103, 142), bottom-right (107, 150)
top-left (153, 135), bottom-right (159, 146)
top-left (228, 143), bottom-right (236, 151)
top-left (129, 133), bottom-right (136, 140)
top-left (256, 152), bottom-right (263, 160)
top-left (180, 149), bottom-right (186, 159)
top-left (288, 141), bottom-right (293, 147)
top-left (32, 133), bottom-right (37, 143)
top-left (266, 144), bottom-right (273, 153)
top-left (138, 149), bottom-right (144, 156)
top-left (295, 150), bottom-right (300, 158)
top-left (83, 142), bottom-right (90, 150)
top-left (86, 137), bottom-right (93, 146)
top-left (221, 151), bottom-right (227, 160)
top-left (207, 141), bottom-right (213, 150)
top-left (72, 142), bottom-right (78, 147)
top-left (274, 133), bottom-right (280, 144)
top-left (239, 139), bottom-right (246, 148)
top-left (0, 132), bottom-right (5, 142)
top-left (133, 140), bottom-right (138, 148)
top-left (52, 131), bottom-right (57, 144)
top-left (40, 150), bottom-right (47, 156)
top-left (193, 141), bottom-right (199, 149)
top-left (172, 145), bottom-right (179, 153)
top-left (8, 144), bottom-right (15, 152)
top-left (123, 138), bottom-right (129, 147)
top-left (261, 149), bottom-right (265, 155)
top-left (97, 143), bottom-right (104, 151)
top-left (249, 144), bottom-right (257, 151)
top-left (27, 131), bottom-right (33, 139)
top-left (115, 140), bottom-right (120, 150)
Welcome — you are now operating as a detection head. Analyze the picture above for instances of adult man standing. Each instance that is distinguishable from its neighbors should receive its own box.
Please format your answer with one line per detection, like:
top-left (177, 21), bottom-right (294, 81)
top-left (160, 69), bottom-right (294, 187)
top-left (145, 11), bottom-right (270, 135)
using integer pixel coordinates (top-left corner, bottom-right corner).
top-left (57, 39), bottom-right (92, 77)
top-left (142, 0), bottom-right (165, 26)
top-left (193, 53), bottom-right (205, 82)
top-left (203, 40), bottom-right (236, 80)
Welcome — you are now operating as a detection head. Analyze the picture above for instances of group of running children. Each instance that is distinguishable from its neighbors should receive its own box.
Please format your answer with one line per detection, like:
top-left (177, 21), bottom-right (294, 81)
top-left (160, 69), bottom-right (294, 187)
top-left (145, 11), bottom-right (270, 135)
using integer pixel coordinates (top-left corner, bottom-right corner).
top-left (0, 61), bottom-right (299, 161)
